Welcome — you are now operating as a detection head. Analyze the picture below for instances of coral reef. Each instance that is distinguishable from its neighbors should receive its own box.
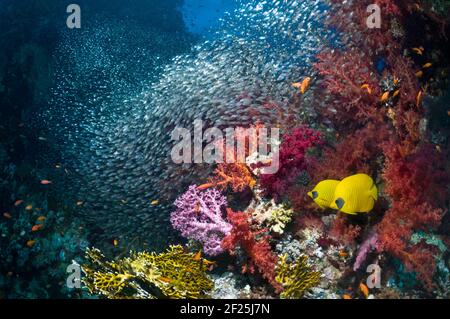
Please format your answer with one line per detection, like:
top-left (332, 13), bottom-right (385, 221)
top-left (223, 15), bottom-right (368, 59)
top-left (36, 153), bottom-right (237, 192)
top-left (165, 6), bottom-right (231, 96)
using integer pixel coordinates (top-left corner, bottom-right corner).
top-left (82, 245), bottom-right (214, 299)
top-left (275, 254), bottom-right (322, 299)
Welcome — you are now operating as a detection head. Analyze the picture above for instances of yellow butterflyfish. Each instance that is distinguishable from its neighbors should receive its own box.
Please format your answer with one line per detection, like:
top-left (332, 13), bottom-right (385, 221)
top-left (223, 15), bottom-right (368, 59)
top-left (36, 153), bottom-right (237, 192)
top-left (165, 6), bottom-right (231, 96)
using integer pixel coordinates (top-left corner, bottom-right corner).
top-left (307, 180), bottom-right (340, 209)
top-left (329, 174), bottom-right (378, 215)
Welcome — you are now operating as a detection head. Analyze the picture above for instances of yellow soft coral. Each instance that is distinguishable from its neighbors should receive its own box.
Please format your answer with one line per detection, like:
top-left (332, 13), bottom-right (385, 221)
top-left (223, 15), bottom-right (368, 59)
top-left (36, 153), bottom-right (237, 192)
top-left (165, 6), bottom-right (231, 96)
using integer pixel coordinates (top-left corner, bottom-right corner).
top-left (275, 254), bottom-right (321, 299)
top-left (82, 245), bottom-right (214, 299)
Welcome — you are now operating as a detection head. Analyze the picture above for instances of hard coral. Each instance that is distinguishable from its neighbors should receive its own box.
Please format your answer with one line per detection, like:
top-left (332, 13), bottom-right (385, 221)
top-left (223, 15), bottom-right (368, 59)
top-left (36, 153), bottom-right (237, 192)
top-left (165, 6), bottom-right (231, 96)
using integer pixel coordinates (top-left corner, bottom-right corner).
top-left (170, 185), bottom-right (231, 256)
top-left (248, 195), bottom-right (293, 235)
top-left (275, 254), bottom-right (322, 299)
top-left (82, 245), bottom-right (214, 299)
top-left (221, 208), bottom-right (281, 292)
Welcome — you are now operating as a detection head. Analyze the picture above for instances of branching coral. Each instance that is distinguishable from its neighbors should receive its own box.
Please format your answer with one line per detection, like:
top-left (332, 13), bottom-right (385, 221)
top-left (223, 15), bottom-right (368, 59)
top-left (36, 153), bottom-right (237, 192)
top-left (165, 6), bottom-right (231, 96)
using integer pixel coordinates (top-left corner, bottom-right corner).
top-left (170, 185), bottom-right (231, 256)
top-left (221, 208), bottom-right (281, 291)
top-left (82, 245), bottom-right (214, 299)
top-left (275, 254), bottom-right (322, 299)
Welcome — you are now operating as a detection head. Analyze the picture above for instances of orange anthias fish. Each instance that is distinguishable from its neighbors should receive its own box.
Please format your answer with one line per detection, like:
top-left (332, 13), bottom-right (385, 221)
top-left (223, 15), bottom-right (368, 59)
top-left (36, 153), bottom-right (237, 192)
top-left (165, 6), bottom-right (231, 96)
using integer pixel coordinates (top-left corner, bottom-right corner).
top-left (392, 89), bottom-right (400, 98)
top-left (359, 283), bottom-right (369, 299)
top-left (416, 90), bottom-right (423, 107)
top-left (27, 240), bottom-right (36, 248)
top-left (151, 200), bottom-right (159, 206)
top-left (415, 70), bottom-right (424, 78)
top-left (422, 62), bottom-right (432, 69)
top-left (37, 216), bottom-right (46, 222)
top-left (159, 277), bottom-right (173, 283)
top-left (342, 294), bottom-right (352, 299)
top-left (3, 212), bottom-right (12, 219)
top-left (40, 180), bottom-right (52, 185)
top-left (380, 91), bottom-right (390, 102)
top-left (193, 250), bottom-right (202, 262)
top-left (14, 200), bottom-right (24, 207)
top-left (338, 250), bottom-right (348, 258)
top-left (197, 183), bottom-right (214, 191)
top-left (31, 224), bottom-right (43, 232)
top-left (412, 47), bottom-right (424, 55)
top-left (25, 204), bottom-right (33, 211)
top-left (360, 84), bottom-right (372, 94)
top-left (292, 77), bottom-right (311, 94)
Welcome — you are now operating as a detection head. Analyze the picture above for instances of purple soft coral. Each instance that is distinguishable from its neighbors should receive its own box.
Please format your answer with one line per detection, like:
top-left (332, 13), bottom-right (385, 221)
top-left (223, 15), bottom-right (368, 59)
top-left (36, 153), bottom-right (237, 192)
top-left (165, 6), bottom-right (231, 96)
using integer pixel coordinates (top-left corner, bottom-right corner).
top-left (353, 232), bottom-right (379, 271)
top-left (170, 185), bottom-right (232, 256)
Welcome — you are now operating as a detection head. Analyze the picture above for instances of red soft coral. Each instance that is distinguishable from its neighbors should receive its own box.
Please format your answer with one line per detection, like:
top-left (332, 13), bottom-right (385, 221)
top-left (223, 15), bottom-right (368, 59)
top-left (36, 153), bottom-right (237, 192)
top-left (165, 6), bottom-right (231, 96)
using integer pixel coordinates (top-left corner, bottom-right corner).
top-left (258, 126), bottom-right (322, 201)
top-left (221, 208), bottom-right (281, 292)
top-left (377, 142), bottom-right (447, 290)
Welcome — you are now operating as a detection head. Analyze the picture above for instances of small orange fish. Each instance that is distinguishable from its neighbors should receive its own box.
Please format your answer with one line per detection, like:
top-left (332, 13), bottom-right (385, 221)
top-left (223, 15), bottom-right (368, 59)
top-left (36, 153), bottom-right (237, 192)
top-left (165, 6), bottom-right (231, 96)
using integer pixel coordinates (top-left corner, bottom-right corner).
top-left (31, 224), bottom-right (43, 232)
top-left (3, 212), bottom-right (12, 219)
top-left (26, 240), bottom-right (36, 248)
top-left (300, 77), bottom-right (311, 94)
top-left (392, 89), bottom-right (400, 98)
top-left (194, 202), bottom-right (201, 215)
top-left (151, 200), bottom-right (159, 206)
top-left (393, 77), bottom-right (400, 85)
top-left (292, 77), bottom-right (311, 94)
top-left (415, 70), bottom-right (424, 78)
top-left (342, 294), bottom-right (352, 299)
top-left (40, 180), bottom-right (52, 185)
top-left (360, 84), bottom-right (372, 94)
top-left (412, 47), bottom-right (424, 55)
top-left (193, 250), bottom-right (202, 262)
top-left (25, 204), bottom-right (33, 211)
top-left (422, 62), bottom-right (432, 69)
top-left (380, 91), bottom-right (390, 102)
top-left (37, 216), bottom-right (46, 222)
top-left (113, 239), bottom-right (118, 246)
top-left (14, 200), bottom-right (24, 207)
top-left (197, 183), bottom-right (214, 190)
top-left (416, 90), bottom-right (423, 107)
top-left (359, 283), bottom-right (369, 298)
top-left (159, 277), bottom-right (173, 283)
top-left (338, 250), bottom-right (348, 258)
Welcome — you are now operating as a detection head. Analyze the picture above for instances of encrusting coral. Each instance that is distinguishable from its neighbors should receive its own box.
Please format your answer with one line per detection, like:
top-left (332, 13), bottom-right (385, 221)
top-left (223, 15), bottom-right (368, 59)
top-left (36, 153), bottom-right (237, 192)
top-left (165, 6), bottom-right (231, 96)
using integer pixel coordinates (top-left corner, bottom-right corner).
top-left (81, 245), bottom-right (214, 299)
top-left (247, 194), bottom-right (293, 235)
top-left (275, 254), bottom-right (322, 299)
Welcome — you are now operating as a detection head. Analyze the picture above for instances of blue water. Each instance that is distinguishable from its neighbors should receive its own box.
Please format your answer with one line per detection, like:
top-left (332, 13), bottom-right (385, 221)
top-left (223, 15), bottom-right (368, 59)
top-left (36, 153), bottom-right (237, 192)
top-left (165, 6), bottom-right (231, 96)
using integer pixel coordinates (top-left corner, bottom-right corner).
top-left (181, 0), bottom-right (239, 36)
